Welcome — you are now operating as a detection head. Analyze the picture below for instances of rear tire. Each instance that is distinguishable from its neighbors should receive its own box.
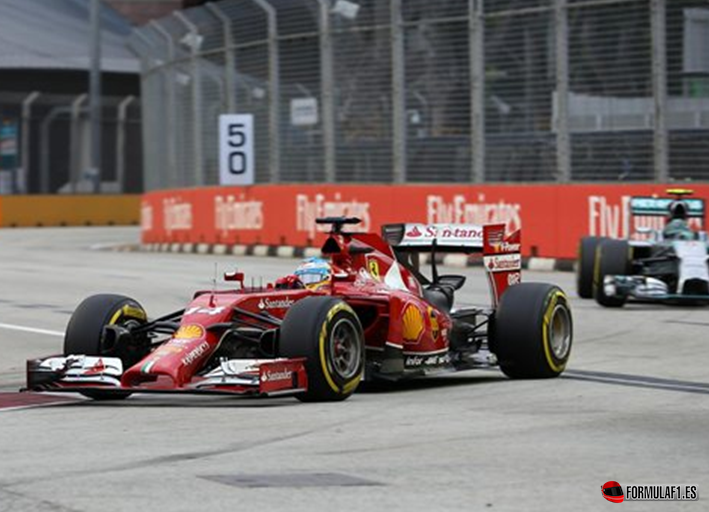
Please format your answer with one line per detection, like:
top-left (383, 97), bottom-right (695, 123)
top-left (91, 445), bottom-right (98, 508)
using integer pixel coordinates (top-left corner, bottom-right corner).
top-left (494, 283), bottom-right (573, 379)
top-left (577, 236), bottom-right (604, 299)
top-left (593, 240), bottom-right (632, 308)
top-left (280, 297), bottom-right (364, 402)
top-left (64, 294), bottom-right (148, 400)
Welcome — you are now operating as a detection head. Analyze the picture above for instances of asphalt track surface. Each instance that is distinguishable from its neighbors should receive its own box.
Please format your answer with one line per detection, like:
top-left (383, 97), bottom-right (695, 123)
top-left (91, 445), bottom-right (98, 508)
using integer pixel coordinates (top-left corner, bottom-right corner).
top-left (1, 228), bottom-right (708, 511)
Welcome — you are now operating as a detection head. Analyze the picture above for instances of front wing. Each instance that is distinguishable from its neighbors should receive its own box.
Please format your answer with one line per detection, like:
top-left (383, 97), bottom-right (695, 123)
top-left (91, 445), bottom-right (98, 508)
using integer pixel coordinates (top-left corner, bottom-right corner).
top-left (604, 275), bottom-right (709, 303)
top-left (25, 355), bottom-right (308, 398)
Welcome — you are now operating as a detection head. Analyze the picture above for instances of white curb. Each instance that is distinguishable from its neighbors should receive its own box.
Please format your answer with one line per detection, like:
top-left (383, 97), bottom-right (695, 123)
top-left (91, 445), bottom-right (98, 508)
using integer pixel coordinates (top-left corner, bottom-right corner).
top-left (213, 244), bottom-right (228, 255)
top-left (276, 246), bottom-right (296, 258)
top-left (232, 245), bottom-right (248, 256)
top-left (252, 245), bottom-right (270, 257)
top-left (303, 247), bottom-right (321, 258)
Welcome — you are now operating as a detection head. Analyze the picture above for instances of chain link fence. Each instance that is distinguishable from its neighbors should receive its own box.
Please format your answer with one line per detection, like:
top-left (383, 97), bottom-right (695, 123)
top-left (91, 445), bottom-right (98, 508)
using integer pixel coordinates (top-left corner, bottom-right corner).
top-left (0, 92), bottom-right (142, 194)
top-left (130, 0), bottom-right (709, 189)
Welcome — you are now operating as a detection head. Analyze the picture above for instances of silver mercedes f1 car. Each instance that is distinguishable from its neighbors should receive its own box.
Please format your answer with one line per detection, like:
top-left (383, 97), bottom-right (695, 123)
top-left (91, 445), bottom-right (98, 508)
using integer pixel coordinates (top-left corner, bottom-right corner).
top-left (577, 189), bottom-right (709, 307)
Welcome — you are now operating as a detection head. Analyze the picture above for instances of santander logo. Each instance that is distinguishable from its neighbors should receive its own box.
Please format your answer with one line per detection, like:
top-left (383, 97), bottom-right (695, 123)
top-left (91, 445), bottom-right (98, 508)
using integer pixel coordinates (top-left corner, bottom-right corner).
top-left (261, 370), bottom-right (292, 382)
top-left (406, 226), bottom-right (423, 237)
top-left (258, 298), bottom-right (295, 310)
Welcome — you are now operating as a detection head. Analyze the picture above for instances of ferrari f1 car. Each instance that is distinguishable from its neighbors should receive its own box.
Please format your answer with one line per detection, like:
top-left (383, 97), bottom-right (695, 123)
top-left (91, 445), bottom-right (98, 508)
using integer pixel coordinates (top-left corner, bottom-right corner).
top-left (26, 217), bottom-right (573, 402)
top-left (577, 189), bottom-right (709, 307)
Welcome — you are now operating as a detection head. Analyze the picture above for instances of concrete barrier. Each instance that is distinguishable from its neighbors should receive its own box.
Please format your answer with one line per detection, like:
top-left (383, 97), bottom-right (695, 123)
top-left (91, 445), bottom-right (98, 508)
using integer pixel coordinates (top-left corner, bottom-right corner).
top-left (0, 195), bottom-right (140, 227)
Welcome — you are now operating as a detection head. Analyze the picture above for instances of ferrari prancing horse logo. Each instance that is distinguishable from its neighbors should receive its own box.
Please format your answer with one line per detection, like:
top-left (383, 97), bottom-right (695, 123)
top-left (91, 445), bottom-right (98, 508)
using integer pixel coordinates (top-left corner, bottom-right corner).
top-left (368, 258), bottom-right (381, 281)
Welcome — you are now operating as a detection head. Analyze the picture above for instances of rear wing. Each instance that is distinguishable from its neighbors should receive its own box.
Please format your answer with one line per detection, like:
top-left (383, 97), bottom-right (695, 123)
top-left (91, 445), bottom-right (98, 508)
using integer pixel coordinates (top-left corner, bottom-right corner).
top-left (382, 223), bottom-right (521, 307)
top-left (381, 223), bottom-right (484, 253)
top-left (629, 197), bottom-right (705, 218)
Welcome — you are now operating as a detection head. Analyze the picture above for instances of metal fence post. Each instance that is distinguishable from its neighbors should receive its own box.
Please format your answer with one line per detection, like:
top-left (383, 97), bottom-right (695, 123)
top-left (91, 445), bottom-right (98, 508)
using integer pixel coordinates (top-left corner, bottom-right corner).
top-left (151, 21), bottom-right (177, 188)
top-left (206, 2), bottom-right (236, 114)
top-left (555, 0), bottom-right (571, 182)
top-left (70, 94), bottom-right (88, 193)
top-left (116, 95), bottom-right (136, 193)
top-left (174, 12), bottom-right (205, 186)
top-left (469, 0), bottom-right (485, 183)
top-left (391, 0), bottom-right (406, 183)
top-left (251, 0), bottom-right (281, 183)
top-left (317, 0), bottom-right (336, 183)
top-left (40, 106), bottom-right (72, 194)
top-left (89, 0), bottom-right (103, 194)
top-left (651, 0), bottom-right (669, 182)
top-left (21, 91), bottom-right (40, 194)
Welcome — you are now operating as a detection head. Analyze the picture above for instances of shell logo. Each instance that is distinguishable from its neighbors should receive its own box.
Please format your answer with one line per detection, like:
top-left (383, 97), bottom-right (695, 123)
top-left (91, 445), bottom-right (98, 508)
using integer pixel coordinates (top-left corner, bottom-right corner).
top-left (402, 304), bottom-right (424, 342)
top-left (174, 324), bottom-right (205, 340)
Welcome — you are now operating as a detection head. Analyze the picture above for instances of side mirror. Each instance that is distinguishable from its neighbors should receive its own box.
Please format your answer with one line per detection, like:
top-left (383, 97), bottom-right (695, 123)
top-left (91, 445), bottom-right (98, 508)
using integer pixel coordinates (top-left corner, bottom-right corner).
top-left (437, 274), bottom-right (466, 291)
top-left (224, 271), bottom-right (244, 285)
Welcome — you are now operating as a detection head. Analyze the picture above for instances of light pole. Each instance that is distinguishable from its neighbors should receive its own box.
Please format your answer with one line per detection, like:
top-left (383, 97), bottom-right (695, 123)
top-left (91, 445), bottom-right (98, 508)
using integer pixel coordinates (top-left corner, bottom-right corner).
top-left (89, 0), bottom-right (102, 193)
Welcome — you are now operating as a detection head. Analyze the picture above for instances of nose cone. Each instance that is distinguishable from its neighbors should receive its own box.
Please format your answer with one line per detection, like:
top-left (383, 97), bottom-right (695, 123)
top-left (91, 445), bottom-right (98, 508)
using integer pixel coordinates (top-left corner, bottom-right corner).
top-left (122, 325), bottom-right (212, 388)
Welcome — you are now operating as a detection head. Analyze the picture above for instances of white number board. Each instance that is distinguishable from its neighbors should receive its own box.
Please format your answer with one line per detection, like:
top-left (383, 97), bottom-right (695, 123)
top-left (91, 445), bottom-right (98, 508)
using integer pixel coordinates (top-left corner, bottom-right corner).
top-left (219, 114), bottom-right (254, 185)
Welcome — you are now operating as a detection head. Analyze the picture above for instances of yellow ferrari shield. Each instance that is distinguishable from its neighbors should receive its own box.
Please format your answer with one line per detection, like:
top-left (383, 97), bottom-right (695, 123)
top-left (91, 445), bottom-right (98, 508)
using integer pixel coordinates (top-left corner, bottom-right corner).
top-left (368, 259), bottom-right (381, 281)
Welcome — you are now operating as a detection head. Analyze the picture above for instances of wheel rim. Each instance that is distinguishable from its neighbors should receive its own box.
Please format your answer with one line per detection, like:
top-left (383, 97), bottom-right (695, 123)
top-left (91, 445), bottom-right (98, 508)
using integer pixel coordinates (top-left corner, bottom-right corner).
top-left (549, 304), bottom-right (571, 360)
top-left (328, 318), bottom-right (361, 380)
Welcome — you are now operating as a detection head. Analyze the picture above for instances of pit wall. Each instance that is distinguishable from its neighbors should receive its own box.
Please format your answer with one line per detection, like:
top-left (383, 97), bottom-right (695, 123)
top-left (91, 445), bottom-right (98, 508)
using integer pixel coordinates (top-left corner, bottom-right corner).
top-left (140, 184), bottom-right (709, 260)
top-left (0, 195), bottom-right (141, 227)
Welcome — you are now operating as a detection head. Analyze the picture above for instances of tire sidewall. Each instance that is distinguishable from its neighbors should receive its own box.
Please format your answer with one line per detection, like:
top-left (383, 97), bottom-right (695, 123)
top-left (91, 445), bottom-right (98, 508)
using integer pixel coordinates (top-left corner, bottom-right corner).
top-left (63, 294), bottom-right (146, 401)
top-left (577, 236), bottom-right (602, 298)
top-left (64, 294), bottom-right (147, 357)
top-left (540, 288), bottom-right (572, 373)
top-left (594, 240), bottom-right (631, 307)
top-left (280, 297), bottom-right (365, 401)
top-left (315, 303), bottom-right (365, 396)
top-left (495, 283), bottom-right (573, 378)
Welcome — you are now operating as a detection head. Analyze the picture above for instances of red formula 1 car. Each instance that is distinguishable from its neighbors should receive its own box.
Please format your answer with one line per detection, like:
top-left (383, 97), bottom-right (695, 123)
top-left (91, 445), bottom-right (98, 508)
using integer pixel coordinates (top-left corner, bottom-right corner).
top-left (26, 217), bottom-right (573, 402)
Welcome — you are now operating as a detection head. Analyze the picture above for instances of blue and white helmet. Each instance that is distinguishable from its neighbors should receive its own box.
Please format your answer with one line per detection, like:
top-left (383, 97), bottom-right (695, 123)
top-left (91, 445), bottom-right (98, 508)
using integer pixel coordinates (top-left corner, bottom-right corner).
top-left (294, 257), bottom-right (331, 289)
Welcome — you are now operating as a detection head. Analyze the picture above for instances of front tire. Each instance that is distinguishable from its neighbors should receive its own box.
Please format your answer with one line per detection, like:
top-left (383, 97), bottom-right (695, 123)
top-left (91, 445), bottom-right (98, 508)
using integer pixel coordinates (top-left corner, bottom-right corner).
top-left (577, 236), bottom-right (604, 299)
top-left (494, 283), bottom-right (573, 379)
top-left (64, 294), bottom-right (148, 400)
top-left (593, 240), bottom-right (631, 308)
top-left (280, 297), bottom-right (364, 402)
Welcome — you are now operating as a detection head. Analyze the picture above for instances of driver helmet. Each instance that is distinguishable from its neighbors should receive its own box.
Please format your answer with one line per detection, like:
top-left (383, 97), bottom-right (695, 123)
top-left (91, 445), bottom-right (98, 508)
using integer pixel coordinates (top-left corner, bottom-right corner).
top-left (668, 200), bottom-right (688, 221)
top-left (294, 257), bottom-right (331, 290)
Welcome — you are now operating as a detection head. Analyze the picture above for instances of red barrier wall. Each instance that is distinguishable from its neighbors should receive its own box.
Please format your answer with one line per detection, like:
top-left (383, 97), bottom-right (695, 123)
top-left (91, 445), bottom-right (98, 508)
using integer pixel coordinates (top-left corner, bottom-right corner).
top-left (141, 184), bottom-right (709, 259)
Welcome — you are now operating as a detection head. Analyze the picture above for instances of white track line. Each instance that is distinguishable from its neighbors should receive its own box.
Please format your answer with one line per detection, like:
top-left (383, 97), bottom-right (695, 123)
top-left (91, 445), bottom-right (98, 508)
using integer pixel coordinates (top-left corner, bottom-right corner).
top-left (0, 400), bottom-right (81, 413)
top-left (0, 323), bottom-right (63, 337)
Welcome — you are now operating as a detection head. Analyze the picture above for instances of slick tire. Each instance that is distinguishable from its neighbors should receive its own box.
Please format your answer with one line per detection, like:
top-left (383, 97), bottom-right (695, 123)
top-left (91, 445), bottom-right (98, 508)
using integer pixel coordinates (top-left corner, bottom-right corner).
top-left (593, 240), bottom-right (632, 308)
top-left (280, 297), bottom-right (364, 402)
top-left (494, 283), bottom-right (573, 379)
top-left (577, 236), bottom-right (604, 299)
top-left (64, 294), bottom-right (148, 400)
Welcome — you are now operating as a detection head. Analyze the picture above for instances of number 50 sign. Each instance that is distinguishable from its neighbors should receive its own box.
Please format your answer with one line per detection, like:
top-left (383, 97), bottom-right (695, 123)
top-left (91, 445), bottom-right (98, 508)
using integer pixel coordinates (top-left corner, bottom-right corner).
top-left (219, 114), bottom-right (254, 185)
